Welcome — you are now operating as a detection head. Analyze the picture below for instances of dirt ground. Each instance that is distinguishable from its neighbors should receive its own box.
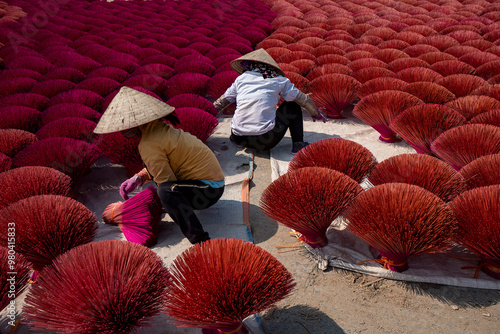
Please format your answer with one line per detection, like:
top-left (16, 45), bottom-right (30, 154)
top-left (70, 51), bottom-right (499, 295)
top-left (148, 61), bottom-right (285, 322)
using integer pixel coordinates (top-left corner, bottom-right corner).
top-left (248, 151), bottom-right (500, 334)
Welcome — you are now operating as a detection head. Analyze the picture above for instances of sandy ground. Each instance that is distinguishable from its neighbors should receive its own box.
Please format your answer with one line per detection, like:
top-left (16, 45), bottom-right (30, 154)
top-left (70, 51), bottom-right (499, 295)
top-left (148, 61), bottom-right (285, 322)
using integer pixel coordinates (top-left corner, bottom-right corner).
top-left (247, 109), bottom-right (500, 334)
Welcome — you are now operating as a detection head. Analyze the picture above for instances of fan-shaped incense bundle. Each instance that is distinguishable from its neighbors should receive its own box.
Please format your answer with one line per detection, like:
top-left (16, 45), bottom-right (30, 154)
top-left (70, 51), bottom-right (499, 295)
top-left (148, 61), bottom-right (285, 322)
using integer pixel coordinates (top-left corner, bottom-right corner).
top-left (0, 77), bottom-right (37, 99)
top-left (436, 74), bottom-right (487, 98)
top-left (97, 132), bottom-right (143, 175)
top-left (390, 104), bottom-right (466, 155)
top-left (24, 240), bottom-right (169, 333)
top-left (87, 66), bottom-right (130, 83)
top-left (166, 73), bottom-right (210, 97)
top-left (344, 183), bottom-right (456, 272)
top-left (309, 74), bottom-right (361, 119)
top-left (166, 94), bottom-right (218, 117)
top-left (353, 90), bottom-right (423, 143)
top-left (206, 71), bottom-right (239, 100)
top-left (169, 108), bottom-right (219, 143)
top-left (288, 138), bottom-right (377, 183)
top-left (13, 137), bottom-right (102, 182)
top-left (306, 63), bottom-right (352, 81)
top-left (449, 185), bottom-right (500, 279)
top-left (0, 129), bottom-right (38, 157)
top-left (430, 124), bottom-right (500, 171)
top-left (42, 67), bottom-right (86, 83)
top-left (368, 154), bottom-right (466, 202)
top-left (386, 58), bottom-right (429, 73)
top-left (445, 95), bottom-right (500, 121)
top-left (49, 89), bottom-right (104, 111)
top-left (35, 117), bottom-right (97, 142)
top-left (1, 247), bottom-right (31, 311)
top-left (260, 167), bottom-right (362, 248)
top-left (41, 103), bottom-right (101, 125)
top-left (460, 154), bottom-right (500, 190)
top-left (358, 77), bottom-right (408, 99)
top-left (395, 67), bottom-right (443, 83)
top-left (429, 60), bottom-right (476, 76)
top-left (0, 166), bottom-right (71, 209)
top-left (469, 110), bottom-right (500, 127)
top-left (76, 77), bottom-right (122, 97)
top-left (403, 82), bottom-right (455, 104)
top-left (163, 238), bottom-right (295, 333)
top-left (0, 106), bottom-right (41, 132)
top-left (0, 93), bottom-right (49, 111)
top-left (0, 195), bottom-right (96, 272)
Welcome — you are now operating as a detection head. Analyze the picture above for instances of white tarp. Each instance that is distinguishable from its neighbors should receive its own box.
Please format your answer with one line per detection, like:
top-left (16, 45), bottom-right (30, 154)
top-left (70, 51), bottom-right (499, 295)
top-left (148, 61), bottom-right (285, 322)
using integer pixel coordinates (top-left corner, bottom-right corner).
top-left (270, 112), bottom-right (500, 291)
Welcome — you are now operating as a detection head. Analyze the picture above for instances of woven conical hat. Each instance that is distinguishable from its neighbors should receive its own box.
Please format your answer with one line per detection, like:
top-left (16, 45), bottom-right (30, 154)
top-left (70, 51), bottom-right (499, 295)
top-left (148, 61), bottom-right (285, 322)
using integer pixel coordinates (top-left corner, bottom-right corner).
top-left (94, 86), bottom-right (175, 134)
top-left (231, 49), bottom-right (285, 77)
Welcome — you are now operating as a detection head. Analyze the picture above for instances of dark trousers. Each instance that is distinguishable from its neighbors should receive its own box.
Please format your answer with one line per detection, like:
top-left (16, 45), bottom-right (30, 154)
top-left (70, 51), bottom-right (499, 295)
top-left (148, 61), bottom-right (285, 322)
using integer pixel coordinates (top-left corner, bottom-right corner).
top-left (230, 101), bottom-right (304, 151)
top-left (157, 180), bottom-right (224, 244)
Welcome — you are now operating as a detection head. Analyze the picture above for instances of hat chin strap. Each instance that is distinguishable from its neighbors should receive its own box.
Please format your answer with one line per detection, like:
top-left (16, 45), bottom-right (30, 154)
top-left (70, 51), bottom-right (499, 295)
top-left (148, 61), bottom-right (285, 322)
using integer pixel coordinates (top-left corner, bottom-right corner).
top-left (122, 127), bottom-right (142, 139)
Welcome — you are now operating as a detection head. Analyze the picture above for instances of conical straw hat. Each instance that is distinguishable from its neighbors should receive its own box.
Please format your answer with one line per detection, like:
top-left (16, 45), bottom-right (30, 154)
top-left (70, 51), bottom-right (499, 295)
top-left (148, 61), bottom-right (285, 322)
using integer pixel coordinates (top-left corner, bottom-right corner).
top-left (231, 49), bottom-right (285, 77)
top-left (94, 86), bottom-right (175, 134)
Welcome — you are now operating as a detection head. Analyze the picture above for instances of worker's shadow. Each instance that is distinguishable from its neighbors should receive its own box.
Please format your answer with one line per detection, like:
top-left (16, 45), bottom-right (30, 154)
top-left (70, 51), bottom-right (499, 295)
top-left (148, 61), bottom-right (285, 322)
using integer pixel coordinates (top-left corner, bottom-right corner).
top-left (261, 304), bottom-right (345, 334)
top-left (398, 280), bottom-right (500, 309)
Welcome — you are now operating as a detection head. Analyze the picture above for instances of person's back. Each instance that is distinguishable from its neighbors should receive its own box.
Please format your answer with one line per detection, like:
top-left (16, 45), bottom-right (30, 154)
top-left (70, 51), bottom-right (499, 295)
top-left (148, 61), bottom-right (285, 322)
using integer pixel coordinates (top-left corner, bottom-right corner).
top-left (213, 49), bottom-right (327, 153)
top-left (138, 120), bottom-right (224, 184)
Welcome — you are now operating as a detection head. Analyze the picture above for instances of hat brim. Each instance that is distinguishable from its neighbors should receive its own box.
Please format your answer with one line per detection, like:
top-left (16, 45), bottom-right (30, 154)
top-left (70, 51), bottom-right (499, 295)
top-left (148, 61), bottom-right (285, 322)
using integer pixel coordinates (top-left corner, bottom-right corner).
top-left (230, 59), bottom-right (285, 77)
top-left (94, 86), bottom-right (175, 134)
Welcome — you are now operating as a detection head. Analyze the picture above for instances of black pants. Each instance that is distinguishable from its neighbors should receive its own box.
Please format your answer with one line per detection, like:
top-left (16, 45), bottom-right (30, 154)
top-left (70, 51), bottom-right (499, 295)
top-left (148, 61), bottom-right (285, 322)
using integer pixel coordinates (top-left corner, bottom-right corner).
top-left (157, 180), bottom-right (224, 244)
top-left (230, 101), bottom-right (304, 151)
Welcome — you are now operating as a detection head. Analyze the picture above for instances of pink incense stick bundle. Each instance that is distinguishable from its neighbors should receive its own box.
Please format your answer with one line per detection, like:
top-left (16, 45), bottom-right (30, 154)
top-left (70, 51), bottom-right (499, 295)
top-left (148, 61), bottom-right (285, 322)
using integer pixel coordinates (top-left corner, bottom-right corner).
top-left (102, 187), bottom-right (163, 247)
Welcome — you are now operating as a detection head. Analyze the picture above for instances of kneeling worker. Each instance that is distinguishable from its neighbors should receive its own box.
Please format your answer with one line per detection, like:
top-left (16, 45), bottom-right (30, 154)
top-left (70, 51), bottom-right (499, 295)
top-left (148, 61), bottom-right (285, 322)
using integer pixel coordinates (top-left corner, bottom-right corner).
top-left (94, 86), bottom-right (225, 244)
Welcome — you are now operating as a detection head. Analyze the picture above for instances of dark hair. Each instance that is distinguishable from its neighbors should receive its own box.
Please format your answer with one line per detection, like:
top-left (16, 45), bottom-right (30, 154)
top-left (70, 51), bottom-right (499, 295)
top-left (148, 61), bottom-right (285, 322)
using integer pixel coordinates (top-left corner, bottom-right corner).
top-left (161, 111), bottom-right (180, 126)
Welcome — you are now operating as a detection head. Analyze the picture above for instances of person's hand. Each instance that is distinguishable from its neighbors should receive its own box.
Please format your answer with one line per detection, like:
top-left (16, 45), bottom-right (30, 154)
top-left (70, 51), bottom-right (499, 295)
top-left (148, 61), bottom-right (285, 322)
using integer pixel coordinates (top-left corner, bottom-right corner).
top-left (119, 174), bottom-right (142, 200)
top-left (312, 112), bottom-right (327, 123)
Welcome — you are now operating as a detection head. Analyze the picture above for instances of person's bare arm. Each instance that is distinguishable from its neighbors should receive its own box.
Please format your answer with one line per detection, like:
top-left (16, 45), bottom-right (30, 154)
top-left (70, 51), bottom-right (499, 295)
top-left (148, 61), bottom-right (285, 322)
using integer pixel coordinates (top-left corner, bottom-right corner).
top-left (294, 91), bottom-right (326, 122)
top-left (213, 94), bottom-right (233, 114)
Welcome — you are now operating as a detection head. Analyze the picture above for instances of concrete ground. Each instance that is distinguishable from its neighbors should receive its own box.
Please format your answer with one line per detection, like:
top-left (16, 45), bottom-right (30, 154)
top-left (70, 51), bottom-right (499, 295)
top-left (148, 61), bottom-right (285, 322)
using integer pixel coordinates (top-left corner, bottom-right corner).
top-left (248, 151), bottom-right (500, 334)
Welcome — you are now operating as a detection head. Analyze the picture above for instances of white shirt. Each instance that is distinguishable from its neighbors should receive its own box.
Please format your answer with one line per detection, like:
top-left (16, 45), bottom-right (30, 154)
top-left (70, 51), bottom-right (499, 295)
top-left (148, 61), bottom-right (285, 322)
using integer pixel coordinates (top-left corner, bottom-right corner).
top-left (224, 71), bottom-right (300, 136)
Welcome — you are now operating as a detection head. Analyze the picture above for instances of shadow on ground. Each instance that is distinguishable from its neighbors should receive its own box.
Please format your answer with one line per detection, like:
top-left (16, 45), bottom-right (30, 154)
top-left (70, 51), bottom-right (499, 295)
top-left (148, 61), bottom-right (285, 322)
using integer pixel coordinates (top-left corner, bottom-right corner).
top-left (261, 304), bottom-right (346, 334)
top-left (397, 280), bottom-right (500, 309)
top-left (331, 266), bottom-right (500, 309)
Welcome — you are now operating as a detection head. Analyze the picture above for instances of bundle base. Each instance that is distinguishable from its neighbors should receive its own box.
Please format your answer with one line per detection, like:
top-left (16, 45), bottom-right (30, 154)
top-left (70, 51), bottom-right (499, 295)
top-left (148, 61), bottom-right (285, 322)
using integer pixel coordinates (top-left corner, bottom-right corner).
top-left (482, 262), bottom-right (500, 280)
top-left (301, 234), bottom-right (328, 249)
top-left (377, 255), bottom-right (409, 272)
top-left (378, 135), bottom-right (401, 143)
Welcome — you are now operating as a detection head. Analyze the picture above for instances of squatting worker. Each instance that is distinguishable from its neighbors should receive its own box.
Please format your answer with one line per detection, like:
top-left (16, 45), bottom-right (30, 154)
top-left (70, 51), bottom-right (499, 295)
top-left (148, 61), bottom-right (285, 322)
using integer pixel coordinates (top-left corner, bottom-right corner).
top-left (213, 49), bottom-right (327, 154)
top-left (94, 86), bottom-right (224, 244)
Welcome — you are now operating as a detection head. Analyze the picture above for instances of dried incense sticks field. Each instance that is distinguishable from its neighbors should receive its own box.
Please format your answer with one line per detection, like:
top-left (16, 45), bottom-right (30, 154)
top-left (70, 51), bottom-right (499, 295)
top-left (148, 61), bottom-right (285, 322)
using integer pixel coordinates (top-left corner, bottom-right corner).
top-left (1, 0), bottom-right (500, 333)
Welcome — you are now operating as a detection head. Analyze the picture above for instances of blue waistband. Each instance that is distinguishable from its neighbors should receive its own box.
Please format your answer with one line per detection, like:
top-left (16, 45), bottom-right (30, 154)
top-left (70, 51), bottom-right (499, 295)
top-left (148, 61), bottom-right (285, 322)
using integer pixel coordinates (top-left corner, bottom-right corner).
top-left (200, 180), bottom-right (225, 188)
